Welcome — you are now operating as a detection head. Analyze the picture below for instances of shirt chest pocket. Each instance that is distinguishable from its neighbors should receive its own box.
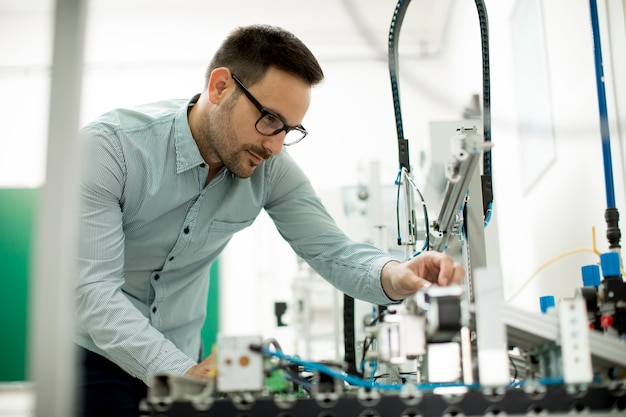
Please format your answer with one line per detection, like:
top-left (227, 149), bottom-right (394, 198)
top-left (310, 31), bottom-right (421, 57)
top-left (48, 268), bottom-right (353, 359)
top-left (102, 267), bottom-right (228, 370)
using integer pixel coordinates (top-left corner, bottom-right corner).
top-left (196, 219), bottom-right (256, 253)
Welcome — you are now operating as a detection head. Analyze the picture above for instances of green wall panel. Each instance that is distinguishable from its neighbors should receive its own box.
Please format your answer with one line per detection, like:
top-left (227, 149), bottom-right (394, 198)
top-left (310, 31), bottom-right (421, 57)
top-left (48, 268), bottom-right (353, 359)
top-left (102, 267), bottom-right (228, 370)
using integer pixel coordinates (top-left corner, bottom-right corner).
top-left (201, 261), bottom-right (220, 355)
top-left (0, 188), bottom-right (38, 382)
top-left (0, 187), bottom-right (219, 382)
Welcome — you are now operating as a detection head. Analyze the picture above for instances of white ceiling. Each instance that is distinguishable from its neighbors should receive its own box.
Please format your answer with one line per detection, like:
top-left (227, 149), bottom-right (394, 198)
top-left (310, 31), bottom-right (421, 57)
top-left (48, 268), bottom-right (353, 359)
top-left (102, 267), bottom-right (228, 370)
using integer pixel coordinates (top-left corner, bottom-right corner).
top-left (0, 0), bottom-right (455, 63)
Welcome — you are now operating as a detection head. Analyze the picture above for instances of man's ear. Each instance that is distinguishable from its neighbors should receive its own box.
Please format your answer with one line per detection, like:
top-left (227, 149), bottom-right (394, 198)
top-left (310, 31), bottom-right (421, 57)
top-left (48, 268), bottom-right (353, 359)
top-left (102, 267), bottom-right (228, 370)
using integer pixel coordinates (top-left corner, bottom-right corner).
top-left (207, 67), bottom-right (232, 104)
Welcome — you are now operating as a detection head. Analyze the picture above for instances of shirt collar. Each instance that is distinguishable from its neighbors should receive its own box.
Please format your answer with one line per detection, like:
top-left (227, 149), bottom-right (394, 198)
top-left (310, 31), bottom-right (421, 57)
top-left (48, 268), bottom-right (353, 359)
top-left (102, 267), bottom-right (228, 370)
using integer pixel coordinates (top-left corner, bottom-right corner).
top-left (174, 93), bottom-right (204, 174)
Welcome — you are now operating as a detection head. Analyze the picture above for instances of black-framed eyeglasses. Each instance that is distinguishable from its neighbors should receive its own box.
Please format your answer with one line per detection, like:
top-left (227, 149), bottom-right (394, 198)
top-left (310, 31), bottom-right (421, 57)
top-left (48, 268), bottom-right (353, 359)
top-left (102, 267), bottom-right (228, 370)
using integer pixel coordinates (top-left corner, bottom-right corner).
top-left (231, 74), bottom-right (308, 146)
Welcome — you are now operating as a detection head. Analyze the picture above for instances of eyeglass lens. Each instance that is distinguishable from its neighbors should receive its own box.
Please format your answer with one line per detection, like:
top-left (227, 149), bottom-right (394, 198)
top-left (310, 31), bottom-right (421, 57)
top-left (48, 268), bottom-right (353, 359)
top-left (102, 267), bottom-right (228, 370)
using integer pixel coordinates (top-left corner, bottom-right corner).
top-left (256, 113), bottom-right (305, 145)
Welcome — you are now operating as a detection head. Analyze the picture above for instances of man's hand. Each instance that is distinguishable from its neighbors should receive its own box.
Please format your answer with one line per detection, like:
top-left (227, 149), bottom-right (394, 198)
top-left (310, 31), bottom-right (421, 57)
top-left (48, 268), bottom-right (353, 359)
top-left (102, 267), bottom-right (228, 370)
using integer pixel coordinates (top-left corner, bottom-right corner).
top-left (185, 353), bottom-right (215, 380)
top-left (381, 251), bottom-right (465, 301)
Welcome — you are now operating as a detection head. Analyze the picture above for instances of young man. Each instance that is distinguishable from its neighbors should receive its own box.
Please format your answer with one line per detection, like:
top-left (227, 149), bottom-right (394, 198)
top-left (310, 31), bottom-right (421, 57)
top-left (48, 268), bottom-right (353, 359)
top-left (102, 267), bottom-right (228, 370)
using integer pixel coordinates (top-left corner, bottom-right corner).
top-left (76, 24), bottom-right (465, 416)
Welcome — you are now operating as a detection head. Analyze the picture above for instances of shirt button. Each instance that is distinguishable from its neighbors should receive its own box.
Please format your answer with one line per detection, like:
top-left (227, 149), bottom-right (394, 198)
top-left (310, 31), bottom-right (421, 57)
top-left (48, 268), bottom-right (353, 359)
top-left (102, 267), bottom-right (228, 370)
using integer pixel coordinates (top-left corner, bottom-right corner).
top-left (200, 163), bottom-right (206, 168)
top-left (169, 257), bottom-right (174, 261)
top-left (152, 306), bottom-right (157, 313)
top-left (184, 226), bottom-right (190, 234)
top-left (154, 274), bottom-right (160, 281)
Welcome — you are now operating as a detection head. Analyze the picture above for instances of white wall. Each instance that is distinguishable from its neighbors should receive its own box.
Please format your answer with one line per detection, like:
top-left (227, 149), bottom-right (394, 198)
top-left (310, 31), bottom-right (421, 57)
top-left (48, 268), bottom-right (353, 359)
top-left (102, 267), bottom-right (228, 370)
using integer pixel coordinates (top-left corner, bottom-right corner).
top-left (1, 0), bottom-right (625, 358)
top-left (490, 0), bottom-right (626, 310)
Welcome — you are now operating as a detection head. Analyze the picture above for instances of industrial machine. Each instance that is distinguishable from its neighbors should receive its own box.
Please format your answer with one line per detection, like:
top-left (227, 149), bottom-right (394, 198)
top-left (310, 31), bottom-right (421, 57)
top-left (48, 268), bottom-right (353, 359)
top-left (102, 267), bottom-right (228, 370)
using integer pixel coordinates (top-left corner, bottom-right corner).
top-left (140, 1), bottom-right (626, 415)
top-left (141, 274), bottom-right (626, 415)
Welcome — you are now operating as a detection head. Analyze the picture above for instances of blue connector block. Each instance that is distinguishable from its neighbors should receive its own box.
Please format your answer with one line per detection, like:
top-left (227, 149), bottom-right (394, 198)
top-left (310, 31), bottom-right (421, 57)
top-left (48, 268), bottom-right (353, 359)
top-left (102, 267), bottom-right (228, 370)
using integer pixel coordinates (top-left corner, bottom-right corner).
top-left (539, 295), bottom-right (555, 314)
top-left (582, 264), bottom-right (601, 287)
top-left (600, 251), bottom-right (621, 278)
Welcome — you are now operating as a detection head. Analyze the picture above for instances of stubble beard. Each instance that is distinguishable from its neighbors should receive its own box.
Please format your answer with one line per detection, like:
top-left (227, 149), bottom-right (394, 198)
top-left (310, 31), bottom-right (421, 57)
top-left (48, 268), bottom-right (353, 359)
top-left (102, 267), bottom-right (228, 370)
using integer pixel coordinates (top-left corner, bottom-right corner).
top-left (203, 102), bottom-right (273, 179)
top-left (200, 101), bottom-right (252, 179)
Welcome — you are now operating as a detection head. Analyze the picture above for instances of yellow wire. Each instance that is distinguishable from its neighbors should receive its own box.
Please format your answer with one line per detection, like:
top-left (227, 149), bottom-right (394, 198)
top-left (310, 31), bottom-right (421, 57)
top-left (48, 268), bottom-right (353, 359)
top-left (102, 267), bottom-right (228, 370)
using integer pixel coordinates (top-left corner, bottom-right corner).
top-left (505, 227), bottom-right (603, 303)
top-left (591, 225), bottom-right (598, 254)
top-left (505, 248), bottom-right (600, 303)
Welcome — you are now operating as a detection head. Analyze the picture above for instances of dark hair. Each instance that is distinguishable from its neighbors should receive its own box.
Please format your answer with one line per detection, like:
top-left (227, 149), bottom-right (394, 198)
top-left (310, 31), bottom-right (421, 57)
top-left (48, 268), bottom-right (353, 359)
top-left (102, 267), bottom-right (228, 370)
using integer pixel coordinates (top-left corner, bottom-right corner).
top-left (205, 24), bottom-right (324, 89)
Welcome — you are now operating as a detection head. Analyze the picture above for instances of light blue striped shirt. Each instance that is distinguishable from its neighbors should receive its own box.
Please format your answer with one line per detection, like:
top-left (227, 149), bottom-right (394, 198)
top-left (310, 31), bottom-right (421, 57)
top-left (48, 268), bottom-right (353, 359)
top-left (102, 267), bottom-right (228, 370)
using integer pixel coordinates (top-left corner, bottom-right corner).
top-left (75, 95), bottom-right (396, 384)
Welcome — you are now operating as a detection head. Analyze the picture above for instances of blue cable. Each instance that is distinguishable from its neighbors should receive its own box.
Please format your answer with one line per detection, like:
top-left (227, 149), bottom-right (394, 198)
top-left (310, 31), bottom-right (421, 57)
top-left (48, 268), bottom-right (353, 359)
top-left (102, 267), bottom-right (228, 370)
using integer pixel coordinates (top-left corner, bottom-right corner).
top-left (260, 346), bottom-right (580, 393)
top-left (261, 346), bottom-right (480, 392)
top-left (589, 0), bottom-right (616, 209)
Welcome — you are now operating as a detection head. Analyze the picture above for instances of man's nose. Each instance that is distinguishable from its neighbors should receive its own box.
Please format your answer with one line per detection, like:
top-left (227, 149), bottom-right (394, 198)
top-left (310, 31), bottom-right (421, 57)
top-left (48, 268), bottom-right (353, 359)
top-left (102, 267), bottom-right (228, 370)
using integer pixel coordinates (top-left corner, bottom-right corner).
top-left (262, 133), bottom-right (284, 157)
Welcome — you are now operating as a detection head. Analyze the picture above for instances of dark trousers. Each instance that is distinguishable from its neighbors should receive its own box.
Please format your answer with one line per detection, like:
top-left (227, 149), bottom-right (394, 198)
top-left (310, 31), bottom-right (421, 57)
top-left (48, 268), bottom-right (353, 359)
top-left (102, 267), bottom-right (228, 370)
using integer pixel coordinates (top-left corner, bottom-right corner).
top-left (77, 346), bottom-right (148, 417)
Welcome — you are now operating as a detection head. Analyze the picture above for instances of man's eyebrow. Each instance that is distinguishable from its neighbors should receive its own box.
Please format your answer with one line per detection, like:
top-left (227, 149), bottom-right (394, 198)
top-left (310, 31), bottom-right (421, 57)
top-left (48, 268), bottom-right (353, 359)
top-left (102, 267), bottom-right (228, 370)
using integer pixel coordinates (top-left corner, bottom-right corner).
top-left (266, 107), bottom-right (287, 123)
top-left (265, 105), bottom-right (298, 127)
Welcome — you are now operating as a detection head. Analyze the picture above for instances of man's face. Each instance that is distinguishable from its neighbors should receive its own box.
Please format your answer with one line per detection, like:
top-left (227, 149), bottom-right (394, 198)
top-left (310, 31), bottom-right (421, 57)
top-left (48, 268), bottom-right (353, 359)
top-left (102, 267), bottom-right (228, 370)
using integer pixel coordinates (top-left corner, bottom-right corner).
top-left (204, 67), bottom-right (312, 178)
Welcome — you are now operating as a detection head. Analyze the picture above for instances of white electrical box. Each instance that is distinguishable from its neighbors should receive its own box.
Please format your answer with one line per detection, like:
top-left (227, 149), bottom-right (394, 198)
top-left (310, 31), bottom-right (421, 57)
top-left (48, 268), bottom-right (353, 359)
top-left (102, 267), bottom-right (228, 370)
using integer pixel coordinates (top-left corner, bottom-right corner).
top-left (559, 298), bottom-right (593, 384)
top-left (217, 335), bottom-right (264, 392)
top-left (427, 342), bottom-right (461, 383)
